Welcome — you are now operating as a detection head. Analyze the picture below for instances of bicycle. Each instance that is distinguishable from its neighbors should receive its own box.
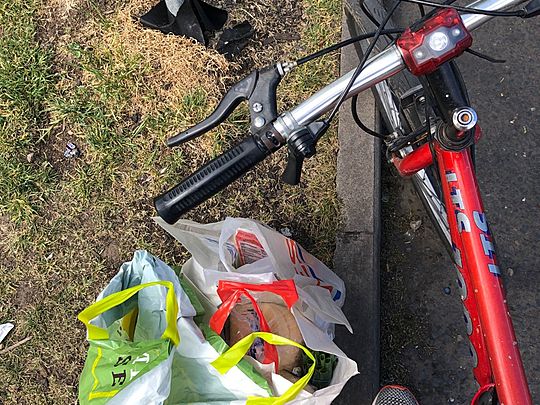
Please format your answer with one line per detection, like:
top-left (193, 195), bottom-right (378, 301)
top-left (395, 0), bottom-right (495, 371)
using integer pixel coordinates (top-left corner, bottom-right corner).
top-left (153, 0), bottom-right (539, 402)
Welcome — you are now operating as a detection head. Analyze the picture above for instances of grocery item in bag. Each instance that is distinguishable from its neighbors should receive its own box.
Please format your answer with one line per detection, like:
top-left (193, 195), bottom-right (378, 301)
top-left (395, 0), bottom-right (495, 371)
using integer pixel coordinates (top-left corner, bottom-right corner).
top-left (228, 301), bottom-right (304, 372)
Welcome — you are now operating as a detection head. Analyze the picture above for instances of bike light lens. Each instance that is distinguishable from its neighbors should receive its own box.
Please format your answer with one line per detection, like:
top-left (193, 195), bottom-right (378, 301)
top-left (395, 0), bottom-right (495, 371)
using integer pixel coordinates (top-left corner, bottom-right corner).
top-left (397, 8), bottom-right (473, 76)
top-left (428, 31), bottom-right (449, 51)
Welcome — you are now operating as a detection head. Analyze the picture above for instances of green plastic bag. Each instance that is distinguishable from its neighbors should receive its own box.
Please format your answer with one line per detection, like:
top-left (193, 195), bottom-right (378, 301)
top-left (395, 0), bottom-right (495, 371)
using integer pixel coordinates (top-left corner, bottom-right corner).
top-left (78, 281), bottom-right (180, 404)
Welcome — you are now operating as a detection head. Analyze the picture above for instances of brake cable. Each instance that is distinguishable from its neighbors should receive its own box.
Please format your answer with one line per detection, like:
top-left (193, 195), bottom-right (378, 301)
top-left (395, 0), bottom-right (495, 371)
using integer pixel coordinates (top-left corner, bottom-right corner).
top-left (323, 0), bottom-right (403, 132)
top-left (295, 28), bottom-right (404, 66)
top-left (351, 94), bottom-right (388, 139)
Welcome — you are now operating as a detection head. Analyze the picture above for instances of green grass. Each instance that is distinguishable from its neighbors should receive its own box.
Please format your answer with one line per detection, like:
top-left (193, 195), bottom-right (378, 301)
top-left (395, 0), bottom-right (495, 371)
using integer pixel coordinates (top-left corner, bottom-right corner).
top-left (0, 1), bottom-right (56, 221)
top-left (0, 0), bottom-right (343, 402)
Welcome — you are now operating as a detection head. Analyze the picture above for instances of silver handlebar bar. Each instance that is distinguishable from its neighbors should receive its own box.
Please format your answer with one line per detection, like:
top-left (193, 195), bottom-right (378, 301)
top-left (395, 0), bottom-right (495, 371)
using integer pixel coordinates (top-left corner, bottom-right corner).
top-left (273, 0), bottom-right (528, 139)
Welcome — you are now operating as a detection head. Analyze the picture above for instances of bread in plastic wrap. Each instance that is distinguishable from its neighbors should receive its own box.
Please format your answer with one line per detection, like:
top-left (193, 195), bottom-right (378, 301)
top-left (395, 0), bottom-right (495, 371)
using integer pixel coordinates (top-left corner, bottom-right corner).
top-left (228, 301), bottom-right (303, 372)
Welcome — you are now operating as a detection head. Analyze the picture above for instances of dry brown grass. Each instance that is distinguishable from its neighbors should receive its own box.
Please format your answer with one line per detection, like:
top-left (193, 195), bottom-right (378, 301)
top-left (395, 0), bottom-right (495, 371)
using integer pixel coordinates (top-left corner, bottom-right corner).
top-left (79, 1), bottom-right (230, 112)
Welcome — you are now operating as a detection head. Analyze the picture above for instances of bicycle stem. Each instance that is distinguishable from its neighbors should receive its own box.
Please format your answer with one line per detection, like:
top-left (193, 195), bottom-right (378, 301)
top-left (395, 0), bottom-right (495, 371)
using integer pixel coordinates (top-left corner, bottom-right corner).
top-left (273, 0), bottom-right (529, 139)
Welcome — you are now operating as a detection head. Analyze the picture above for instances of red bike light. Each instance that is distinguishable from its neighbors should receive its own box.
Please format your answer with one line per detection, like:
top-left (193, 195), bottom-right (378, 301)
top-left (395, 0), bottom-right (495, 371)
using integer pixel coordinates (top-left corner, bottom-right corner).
top-left (397, 8), bottom-right (473, 76)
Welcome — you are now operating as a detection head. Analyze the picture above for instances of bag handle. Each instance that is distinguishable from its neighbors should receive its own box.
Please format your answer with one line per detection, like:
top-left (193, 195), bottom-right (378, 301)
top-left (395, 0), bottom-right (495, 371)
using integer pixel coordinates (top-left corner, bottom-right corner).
top-left (217, 280), bottom-right (299, 308)
top-left (78, 281), bottom-right (180, 346)
top-left (211, 332), bottom-right (316, 405)
top-left (210, 280), bottom-right (298, 334)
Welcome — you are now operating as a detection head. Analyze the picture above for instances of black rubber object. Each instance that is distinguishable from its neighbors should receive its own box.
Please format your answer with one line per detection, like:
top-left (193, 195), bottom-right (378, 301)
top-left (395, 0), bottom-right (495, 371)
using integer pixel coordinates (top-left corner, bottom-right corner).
top-left (282, 147), bottom-right (304, 185)
top-left (155, 135), bottom-right (271, 224)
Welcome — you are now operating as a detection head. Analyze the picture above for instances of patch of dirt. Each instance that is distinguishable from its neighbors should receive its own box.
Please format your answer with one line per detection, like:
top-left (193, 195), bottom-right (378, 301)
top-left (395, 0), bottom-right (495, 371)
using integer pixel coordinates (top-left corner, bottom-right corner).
top-left (34, 365), bottom-right (50, 393)
top-left (214, 0), bottom-right (305, 72)
top-left (37, 125), bottom-right (82, 179)
top-left (13, 281), bottom-right (39, 309)
top-left (100, 239), bottom-right (122, 267)
top-left (37, 1), bottom-right (85, 51)
top-left (38, 0), bottom-right (120, 46)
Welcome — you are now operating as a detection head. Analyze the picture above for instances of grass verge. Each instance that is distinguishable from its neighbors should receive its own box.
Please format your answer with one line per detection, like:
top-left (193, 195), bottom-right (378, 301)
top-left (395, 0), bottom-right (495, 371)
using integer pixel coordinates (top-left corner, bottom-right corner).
top-left (0, 0), bottom-right (342, 402)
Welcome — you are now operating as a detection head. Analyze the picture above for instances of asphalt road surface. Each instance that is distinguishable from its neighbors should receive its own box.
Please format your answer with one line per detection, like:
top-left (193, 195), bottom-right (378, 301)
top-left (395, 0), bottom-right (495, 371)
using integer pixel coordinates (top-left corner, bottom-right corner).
top-left (379, 8), bottom-right (539, 404)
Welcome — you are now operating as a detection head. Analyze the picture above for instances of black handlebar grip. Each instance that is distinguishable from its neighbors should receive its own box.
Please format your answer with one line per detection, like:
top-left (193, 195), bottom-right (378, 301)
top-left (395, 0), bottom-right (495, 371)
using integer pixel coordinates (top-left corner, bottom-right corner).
top-left (155, 135), bottom-right (273, 224)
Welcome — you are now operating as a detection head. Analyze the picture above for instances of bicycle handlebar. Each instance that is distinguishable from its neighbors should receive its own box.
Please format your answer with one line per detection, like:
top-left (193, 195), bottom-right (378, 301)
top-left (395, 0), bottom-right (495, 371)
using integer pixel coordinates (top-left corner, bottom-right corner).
top-left (155, 0), bottom-right (529, 224)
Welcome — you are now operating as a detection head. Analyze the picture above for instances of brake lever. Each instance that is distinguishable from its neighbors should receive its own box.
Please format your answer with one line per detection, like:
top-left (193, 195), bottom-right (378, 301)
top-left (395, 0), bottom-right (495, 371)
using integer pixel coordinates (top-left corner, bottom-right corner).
top-left (167, 64), bottom-right (292, 147)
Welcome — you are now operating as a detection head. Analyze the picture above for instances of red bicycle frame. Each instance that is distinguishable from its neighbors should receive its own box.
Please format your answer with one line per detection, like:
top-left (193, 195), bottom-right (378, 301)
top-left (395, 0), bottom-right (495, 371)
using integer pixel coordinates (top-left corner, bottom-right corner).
top-left (392, 135), bottom-right (532, 404)
top-left (437, 145), bottom-right (531, 405)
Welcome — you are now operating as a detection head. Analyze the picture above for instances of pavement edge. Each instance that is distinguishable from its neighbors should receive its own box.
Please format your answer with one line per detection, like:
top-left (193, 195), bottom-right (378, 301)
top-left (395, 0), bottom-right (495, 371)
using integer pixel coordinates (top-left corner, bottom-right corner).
top-left (333, 7), bottom-right (382, 404)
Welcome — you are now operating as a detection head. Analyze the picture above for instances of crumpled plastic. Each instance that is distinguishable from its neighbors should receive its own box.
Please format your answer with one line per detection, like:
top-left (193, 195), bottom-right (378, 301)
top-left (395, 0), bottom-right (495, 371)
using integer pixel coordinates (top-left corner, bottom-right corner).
top-left (140, 1), bottom-right (254, 58)
top-left (0, 323), bottom-right (14, 344)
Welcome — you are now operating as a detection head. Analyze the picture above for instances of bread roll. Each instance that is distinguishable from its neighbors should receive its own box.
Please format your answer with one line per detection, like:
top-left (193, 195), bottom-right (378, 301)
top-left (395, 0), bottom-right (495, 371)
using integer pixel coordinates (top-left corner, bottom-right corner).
top-left (228, 301), bottom-right (303, 372)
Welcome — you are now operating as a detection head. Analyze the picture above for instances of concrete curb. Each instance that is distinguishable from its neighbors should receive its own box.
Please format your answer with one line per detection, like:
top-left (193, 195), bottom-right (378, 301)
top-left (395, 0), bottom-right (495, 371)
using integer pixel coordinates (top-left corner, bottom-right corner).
top-left (333, 8), bottom-right (382, 404)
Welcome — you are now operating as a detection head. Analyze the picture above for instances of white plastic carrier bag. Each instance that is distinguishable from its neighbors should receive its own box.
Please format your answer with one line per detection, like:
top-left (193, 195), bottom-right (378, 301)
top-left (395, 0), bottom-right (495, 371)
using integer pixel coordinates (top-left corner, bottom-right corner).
top-left (154, 217), bottom-right (359, 404)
